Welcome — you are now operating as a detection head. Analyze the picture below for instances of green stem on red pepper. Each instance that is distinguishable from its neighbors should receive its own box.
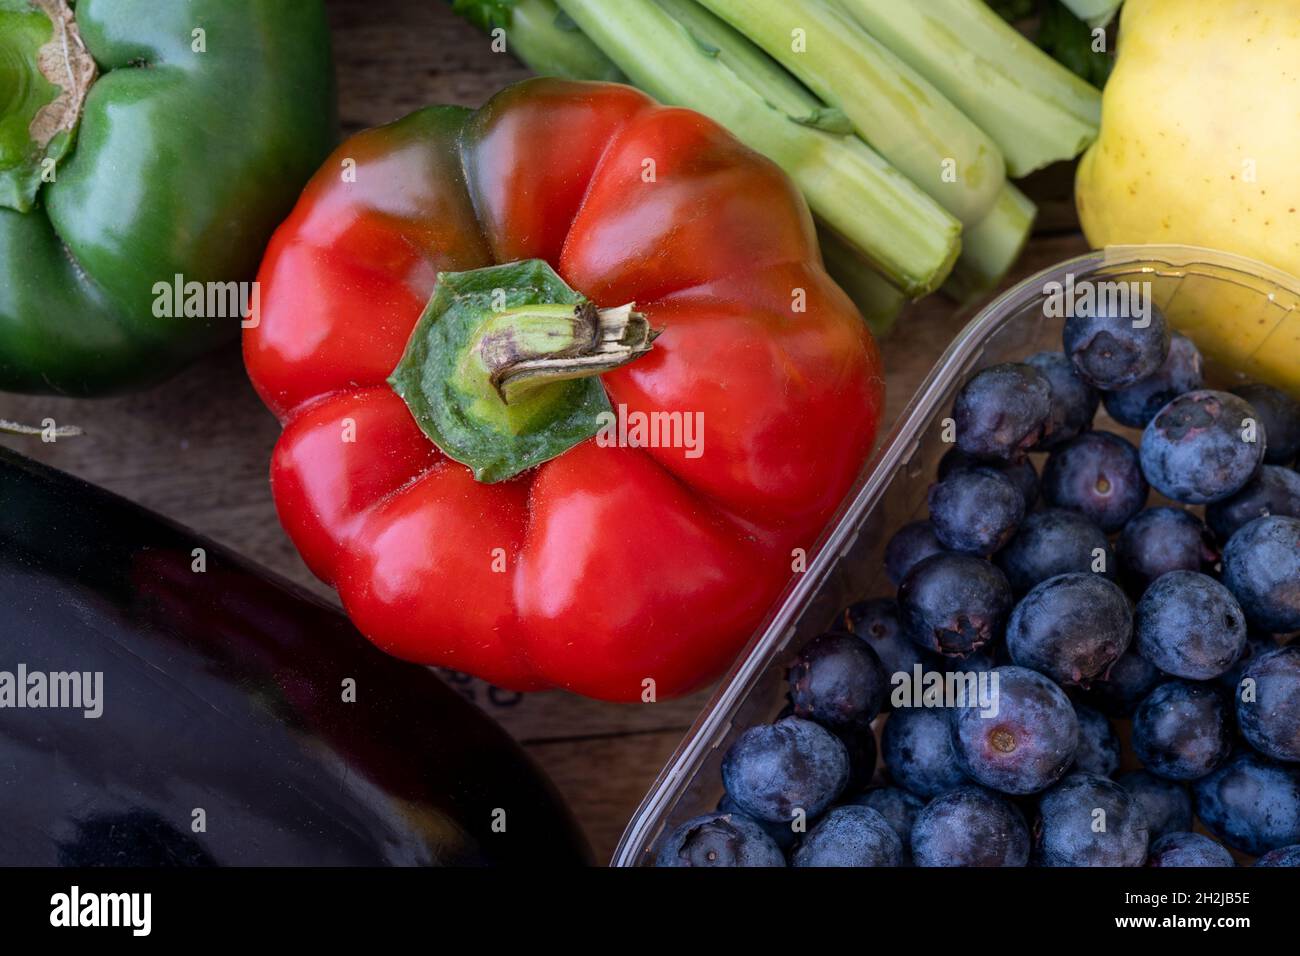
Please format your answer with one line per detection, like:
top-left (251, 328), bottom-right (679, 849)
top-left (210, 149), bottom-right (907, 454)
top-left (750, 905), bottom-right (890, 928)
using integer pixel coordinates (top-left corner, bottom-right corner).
top-left (389, 259), bottom-right (657, 483)
top-left (476, 299), bottom-right (656, 405)
top-left (0, 0), bottom-right (97, 213)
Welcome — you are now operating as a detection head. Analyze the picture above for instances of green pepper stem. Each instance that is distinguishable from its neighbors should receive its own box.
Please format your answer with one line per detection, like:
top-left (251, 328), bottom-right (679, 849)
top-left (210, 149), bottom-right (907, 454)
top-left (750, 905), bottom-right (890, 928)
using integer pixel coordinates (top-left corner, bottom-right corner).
top-left (476, 300), bottom-right (657, 405)
top-left (0, 0), bottom-right (96, 213)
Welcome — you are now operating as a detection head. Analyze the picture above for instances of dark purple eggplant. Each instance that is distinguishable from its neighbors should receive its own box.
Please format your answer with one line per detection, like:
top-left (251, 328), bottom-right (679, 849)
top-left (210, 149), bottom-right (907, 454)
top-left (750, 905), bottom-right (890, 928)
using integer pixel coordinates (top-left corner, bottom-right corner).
top-left (0, 447), bottom-right (589, 866)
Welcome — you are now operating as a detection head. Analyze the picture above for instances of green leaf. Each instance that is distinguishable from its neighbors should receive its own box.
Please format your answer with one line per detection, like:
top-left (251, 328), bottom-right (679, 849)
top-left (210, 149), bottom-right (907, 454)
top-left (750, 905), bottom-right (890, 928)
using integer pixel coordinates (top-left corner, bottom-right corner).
top-left (789, 106), bottom-right (853, 136)
top-left (1037, 0), bottom-right (1114, 88)
top-left (389, 260), bottom-right (614, 484)
top-left (450, 0), bottom-right (520, 31)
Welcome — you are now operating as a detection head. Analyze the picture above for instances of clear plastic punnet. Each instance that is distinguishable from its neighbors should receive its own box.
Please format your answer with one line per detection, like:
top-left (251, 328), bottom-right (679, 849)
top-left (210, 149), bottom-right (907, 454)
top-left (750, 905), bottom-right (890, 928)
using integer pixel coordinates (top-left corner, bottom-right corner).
top-left (613, 244), bottom-right (1300, 866)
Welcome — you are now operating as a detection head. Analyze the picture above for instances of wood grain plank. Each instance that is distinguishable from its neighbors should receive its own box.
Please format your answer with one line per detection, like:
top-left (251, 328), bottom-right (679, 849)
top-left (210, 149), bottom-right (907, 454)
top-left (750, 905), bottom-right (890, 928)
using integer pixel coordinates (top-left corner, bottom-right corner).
top-left (524, 730), bottom-right (693, 865)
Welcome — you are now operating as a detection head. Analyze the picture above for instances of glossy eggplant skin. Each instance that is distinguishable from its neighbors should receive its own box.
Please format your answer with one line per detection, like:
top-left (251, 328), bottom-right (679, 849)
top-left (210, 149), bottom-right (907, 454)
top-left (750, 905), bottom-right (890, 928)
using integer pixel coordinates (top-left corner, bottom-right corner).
top-left (0, 448), bottom-right (590, 866)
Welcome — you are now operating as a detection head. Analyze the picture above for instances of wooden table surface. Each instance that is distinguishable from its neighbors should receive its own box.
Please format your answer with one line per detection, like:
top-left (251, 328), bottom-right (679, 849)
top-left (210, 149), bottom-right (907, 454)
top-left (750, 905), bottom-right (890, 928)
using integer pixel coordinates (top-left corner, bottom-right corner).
top-left (0, 0), bottom-right (1090, 863)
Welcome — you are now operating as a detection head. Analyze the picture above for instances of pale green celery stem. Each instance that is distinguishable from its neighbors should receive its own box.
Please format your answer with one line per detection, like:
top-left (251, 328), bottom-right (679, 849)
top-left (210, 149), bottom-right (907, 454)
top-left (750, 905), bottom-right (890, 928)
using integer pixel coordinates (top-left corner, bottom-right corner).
top-left (651, 0), bottom-right (911, 328)
top-left (697, 0), bottom-right (1004, 228)
top-left (651, 0), bottom-right (822, 120)
top-left (554, 0), bottom-right (961, 297)
top-left (832, 0), bottom-right (1102, 177)
top-left (942, 181), bottom-right (1037, 305)
top-left (1060, 0), bottom-right (1123, 29)
top-left (648, 0), bottom-right (1019, 326)
top-left (652, 0), bottom-right (1004, 312)
top-left (505, 0), bottom-right (625, 81)
top-left (818, 229), bottom-right (908, 336)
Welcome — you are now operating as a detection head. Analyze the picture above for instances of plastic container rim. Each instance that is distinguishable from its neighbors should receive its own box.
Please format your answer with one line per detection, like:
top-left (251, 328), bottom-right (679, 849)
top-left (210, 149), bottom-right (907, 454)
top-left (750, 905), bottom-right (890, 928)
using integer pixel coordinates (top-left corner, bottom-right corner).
top-left (610, 242), bottom-right (1300, 867)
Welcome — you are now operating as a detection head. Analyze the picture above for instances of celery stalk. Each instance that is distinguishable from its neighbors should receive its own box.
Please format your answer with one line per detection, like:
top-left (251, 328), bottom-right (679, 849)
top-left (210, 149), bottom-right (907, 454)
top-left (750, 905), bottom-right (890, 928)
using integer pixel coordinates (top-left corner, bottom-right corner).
top-left (651, 0), bottom-right (1027, 300)
top-left (650, 0), bottom-right (834, 127)
top-left (509, 0), bottom-right (625, 81)
top-left (650, 0), bottom-right (1029, 304)
top-left (832, 0), bottom-right (1102, 177)
top-left (554, 0), bottom-right (962, 297)
top-left (451, 0), bottom-right (914, 329)
top-left (649, 0), bottom-right (913, 332)
top-left (818, 229), bottom-right (909, 336)
top-left (696, 0), bottom-right (1005, 229)
top-left (451, 0), bottom-right (624, 81)
top-left (942, 182), bottom-right (1037, 304)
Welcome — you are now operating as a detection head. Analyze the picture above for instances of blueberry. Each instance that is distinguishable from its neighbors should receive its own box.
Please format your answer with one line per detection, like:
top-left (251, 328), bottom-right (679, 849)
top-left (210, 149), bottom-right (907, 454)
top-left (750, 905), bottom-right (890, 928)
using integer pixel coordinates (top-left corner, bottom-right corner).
top-left (1042, 431), bottom-right (1149, 533)
top-left (1036, 771), bottom-right (1150, 866)
top-left (791, 805), bottom-right (902, 867)
top-left (833, 721), bottom-right (880, 793)
top-left (945, 641), bottom-right (1004, 674)
top-left (1135, 571), bottom-right (1247, 680)
top-left (1236, 645), bottom-right (1300, 762)
top-left (883, 521), bottom-right (946, 587)
top-left (1221, 515), bottom-right (1300, 633)
top-left (1147, 831), bottom-right (1235, 867)
top-left (1206, 465), bottom-right (1300, 542)
top-left (1256, 845), bottom-right (1300, 866)
top-left (1117, 507), bottom-right (1218, 592)
top-left (842, 598), bottom-right (937, 685)
top-left (950, 665), bottom-right (1078, 795)
top-left (1064, 298), bottom-right (1171, 390)
top-left (1006, 573), bottom-right (1133, 686)
top-left (1102, 333), bottom-right (1204, 428)
top-left (655, 812), bottom-right (786, 867)
top-left (911, 785), bottom-right (1030, 867)
top-left (1140, 390), bottom-right (1266, 504)
top-left (1078, 650), bottom-right (1163, 717)
top-left (899, 553), bottom-right (1013, 659)
top-left (1132, 680), bottom-right (1233, 781)
top-left (1219, 631), bottom-right (1284, 693)
top-left (928, 468), bottom-right (1025, 556)
top-left (1025, 351), bottom-right (1100, 450)
top-left (939, 448), bottom-right (1040, 509)
top-left (881, 706), bottom-right (968, 798)
top-left (996, 509), bottom-right (1115, 594)
top-left (1073, 703), bottom-right (1120, 776)
top-left (1193, 750), bottom-right (1300, 855)
top-left (788, 631), bottom-right (888, 729)
top-left (1118, 770), bottom-right (1193, 840)
top-left (722, 717), bottom-right (849, 823)
top-left (850, 786), bottom-right (925, 864)
top-left (954, 363), bottom-right (1054, 460)
top-left (717, 793), bottom-right (797, 851)
top-left (1234, 383), bottom-right (1300, 465)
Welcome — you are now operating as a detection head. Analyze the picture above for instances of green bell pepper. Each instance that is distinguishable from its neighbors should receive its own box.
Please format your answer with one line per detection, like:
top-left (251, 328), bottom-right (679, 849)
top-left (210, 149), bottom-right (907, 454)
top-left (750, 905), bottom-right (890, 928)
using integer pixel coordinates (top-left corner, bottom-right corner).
top-left (0, 0), bottom-right (335, 395)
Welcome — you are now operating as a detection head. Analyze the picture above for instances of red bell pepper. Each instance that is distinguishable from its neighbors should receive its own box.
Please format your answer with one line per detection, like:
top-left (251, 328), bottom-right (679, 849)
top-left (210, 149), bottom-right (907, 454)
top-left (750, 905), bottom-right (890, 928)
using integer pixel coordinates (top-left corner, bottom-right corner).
top-left (244, 79), bottom-right (884, 701)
